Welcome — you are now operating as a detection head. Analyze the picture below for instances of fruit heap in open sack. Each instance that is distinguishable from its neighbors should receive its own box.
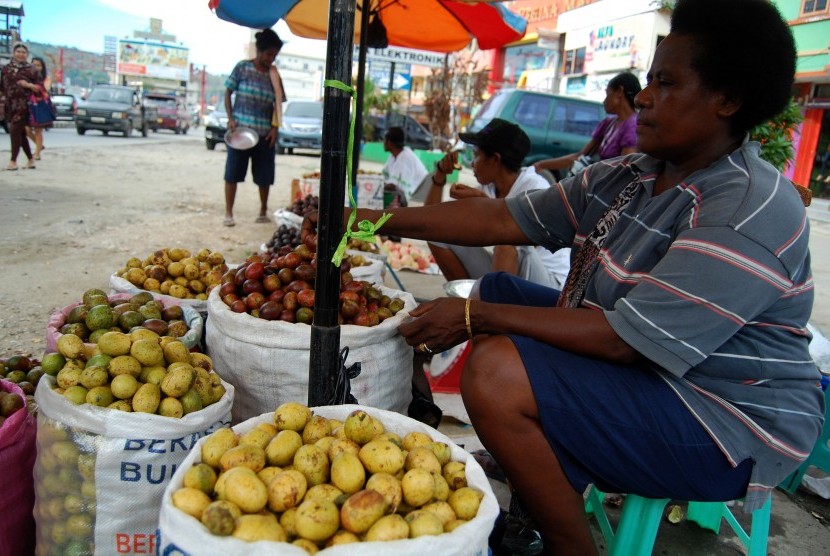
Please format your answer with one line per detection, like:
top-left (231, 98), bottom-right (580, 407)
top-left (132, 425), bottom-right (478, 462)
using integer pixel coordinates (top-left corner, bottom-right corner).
top-left (380, 239), bottom-right (435, 272)
top-left (0, 355), bottom-right (46, 395)
top-left (115, 248), bottom-right (228, 300)
top-left (221, 243), bottom-right (404, 325)
top-left (58, 290), bottom-right (193, 344)
top-left (48, 323), bottom-right (225, 417)
top-left (171, 403), bottom-right (483, 548)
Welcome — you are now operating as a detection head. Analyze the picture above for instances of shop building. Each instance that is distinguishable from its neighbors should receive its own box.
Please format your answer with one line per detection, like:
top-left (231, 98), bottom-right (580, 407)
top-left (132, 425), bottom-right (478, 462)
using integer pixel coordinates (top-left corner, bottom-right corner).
top-left (772, 0), bottom-right (830, 193)
top-left (497, 0), bottom-right (670, 100)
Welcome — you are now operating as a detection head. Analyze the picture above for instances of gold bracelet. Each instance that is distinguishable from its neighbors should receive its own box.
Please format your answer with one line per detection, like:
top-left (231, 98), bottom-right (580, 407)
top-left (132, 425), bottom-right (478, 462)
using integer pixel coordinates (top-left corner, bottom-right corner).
top-left (465, 298), bottom-right (473, 341)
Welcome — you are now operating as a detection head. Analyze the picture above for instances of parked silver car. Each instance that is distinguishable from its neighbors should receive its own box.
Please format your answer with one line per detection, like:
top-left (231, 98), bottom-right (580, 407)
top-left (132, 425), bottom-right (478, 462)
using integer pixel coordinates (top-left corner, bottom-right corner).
top-left (278, 100), bottom-right (323, 155)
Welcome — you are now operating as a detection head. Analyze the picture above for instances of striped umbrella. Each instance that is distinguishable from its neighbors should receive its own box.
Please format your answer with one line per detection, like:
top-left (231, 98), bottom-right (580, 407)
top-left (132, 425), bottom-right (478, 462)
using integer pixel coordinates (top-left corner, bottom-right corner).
top-left (208, 0), bottom-right (527, 52)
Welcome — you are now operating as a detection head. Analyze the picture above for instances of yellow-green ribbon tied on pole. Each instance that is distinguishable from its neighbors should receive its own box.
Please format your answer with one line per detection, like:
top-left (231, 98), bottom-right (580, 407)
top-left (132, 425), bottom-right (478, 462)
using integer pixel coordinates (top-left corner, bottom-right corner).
top-left (324, 79), bottom-right (392, 266)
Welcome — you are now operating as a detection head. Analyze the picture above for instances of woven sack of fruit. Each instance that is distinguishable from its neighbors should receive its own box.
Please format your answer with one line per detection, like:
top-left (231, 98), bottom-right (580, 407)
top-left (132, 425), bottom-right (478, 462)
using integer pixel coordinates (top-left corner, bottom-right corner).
top-left (205, 286), bottom-right (416, 425)
top-left (45, 292), bottom-right (204, 354)
top-left (0, 380), bottom-right (37, 556)
top-left (110, 273), bottom-right (212, 314)
top-left (32, 376), bottom-right (234, 556)
top-left (156, 404), bottom-right (499, 556)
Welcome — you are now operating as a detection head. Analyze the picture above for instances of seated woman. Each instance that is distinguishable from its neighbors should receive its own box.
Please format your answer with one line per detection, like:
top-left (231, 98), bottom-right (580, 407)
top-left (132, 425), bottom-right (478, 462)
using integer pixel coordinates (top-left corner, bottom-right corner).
top-left (306, 0), bottom-right (825, 553)
top-left (533, 71), bottom-right (641, 181)
top-left (418, 119), bottom-right (570, 289)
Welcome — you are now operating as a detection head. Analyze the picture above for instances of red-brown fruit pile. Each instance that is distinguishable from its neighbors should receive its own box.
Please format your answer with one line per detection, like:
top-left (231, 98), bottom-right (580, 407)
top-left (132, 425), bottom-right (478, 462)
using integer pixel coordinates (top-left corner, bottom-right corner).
top-left (219, 239), bottom-right (404, 326)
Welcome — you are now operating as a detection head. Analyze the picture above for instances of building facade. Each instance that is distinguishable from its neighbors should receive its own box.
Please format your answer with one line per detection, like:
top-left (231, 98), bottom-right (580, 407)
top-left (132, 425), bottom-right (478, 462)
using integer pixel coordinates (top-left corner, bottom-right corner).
top-left (496, 0), bottom-right (670, 100)
top-left (773, 0), bottom-right (830, 193)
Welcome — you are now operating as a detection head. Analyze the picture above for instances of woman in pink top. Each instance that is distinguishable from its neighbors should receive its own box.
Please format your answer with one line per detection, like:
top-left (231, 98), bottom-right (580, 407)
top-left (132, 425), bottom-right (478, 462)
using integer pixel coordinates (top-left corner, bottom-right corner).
top-left (533, 71), bottom-right (641, 178)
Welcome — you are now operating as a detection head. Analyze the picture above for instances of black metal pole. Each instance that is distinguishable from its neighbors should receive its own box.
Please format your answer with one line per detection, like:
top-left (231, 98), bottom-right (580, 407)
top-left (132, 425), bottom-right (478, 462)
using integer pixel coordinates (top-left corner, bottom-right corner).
top-left (309, 0), bottom-right (356, 407)
top-left (350, 1), bottom-right (371, 191)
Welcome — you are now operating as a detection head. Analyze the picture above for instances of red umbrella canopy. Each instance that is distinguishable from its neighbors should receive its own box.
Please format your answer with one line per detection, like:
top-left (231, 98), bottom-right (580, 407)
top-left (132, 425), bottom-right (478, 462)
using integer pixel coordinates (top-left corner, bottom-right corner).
top-left (208, 0), bottom-right (527, 52)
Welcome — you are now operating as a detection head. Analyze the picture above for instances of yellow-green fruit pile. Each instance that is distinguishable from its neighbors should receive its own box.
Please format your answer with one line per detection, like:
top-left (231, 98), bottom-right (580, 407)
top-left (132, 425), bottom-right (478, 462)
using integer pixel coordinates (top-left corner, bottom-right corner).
top-left (33, 417), bottom-right (97, 556)
top-left (60, 290), bottom-right (192, 344)
top-left (171, 403), bottom-right (483, 550)
top-left (51, 329), bottom-right (225, 418)
top-left (116, 247), bottom-right (228, 300)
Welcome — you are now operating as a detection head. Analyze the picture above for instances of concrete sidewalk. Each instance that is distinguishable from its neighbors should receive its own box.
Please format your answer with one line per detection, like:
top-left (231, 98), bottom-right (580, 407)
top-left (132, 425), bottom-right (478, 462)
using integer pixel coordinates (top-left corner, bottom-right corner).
top-left (378, 249), bottom-right (830, 555)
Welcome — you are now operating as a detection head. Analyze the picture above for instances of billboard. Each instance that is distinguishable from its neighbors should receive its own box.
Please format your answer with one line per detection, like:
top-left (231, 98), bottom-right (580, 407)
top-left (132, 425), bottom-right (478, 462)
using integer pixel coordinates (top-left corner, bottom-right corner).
top-left (117, 39), bottom-right (189, 81)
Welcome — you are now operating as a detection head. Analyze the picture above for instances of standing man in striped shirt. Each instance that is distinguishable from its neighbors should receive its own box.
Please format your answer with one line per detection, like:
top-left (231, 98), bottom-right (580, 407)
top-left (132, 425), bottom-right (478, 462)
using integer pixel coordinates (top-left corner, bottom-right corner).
top-left (222, 29), bottom-right (285, 227)
top-left (302, 0), bottom-right (825, 553)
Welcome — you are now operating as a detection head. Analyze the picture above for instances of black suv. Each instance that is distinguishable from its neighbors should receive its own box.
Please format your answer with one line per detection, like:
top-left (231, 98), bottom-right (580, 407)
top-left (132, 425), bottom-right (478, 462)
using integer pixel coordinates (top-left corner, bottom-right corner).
top-left (75, 85), bottom-right (154, 137)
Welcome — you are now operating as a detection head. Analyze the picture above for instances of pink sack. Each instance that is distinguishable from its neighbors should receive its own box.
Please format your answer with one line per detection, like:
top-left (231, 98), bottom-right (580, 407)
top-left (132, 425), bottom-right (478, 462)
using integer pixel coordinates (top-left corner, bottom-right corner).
top-left (45, 293), bottom-right (203, 353)
top-left (0, 380), bottom-right (37, 556)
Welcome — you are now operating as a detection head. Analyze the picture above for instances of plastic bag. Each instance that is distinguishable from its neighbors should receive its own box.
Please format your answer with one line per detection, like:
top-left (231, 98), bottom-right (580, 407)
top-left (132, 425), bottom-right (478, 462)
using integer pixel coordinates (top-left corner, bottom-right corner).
top-left (33, 375), bottom-right (234, 555)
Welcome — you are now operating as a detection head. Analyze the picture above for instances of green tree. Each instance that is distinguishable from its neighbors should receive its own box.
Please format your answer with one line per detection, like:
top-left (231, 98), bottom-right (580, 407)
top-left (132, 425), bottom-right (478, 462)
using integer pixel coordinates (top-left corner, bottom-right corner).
top-left (361, 78), bottom-right (402, 141)
top-left (750, 99), bottom-right (803, 173)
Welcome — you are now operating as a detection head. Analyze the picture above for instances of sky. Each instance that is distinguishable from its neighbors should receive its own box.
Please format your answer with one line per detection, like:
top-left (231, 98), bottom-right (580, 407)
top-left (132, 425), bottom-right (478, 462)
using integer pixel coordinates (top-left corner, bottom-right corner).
top-left (19, 0), bottom-right (329, 75)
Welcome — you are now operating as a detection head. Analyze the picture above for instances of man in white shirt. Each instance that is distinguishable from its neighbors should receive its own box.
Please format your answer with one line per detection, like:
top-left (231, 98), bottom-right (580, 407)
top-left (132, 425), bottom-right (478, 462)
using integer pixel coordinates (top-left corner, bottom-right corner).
top-left (421, 119), bottom-right (570, 288)
top-left (381, 126), bottom-right (429, 207)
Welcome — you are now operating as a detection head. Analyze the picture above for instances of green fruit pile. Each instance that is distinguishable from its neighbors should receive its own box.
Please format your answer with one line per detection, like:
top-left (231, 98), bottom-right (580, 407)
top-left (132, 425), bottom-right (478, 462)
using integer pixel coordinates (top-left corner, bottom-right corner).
top-left (171, 403), bottom-right (483, 549)
top-left (33, 416), bottom-right (98, 555)
top-left (0, 355), bottom-right (45, 395)
top-left (115, 247), bottom-right (228, 300)
top-left (0, 389), bottom-right (25, 427)
top-left (50, 327), bottom-right (225, 418)
top-left (59, 289), bottom-right (191, 344)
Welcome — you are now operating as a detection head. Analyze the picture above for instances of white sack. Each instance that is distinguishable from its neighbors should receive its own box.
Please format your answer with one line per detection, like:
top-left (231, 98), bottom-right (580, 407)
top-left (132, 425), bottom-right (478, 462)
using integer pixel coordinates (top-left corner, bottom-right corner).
top-left (158, 404), bottom-right (499, 556)
top-left (205, 286), bottom-right (415, 424)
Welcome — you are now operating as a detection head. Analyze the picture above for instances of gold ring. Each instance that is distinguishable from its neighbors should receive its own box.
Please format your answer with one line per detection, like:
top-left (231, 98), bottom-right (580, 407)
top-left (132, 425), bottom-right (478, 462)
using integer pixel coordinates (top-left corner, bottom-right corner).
top-left (417, 342), bottom-right (432, 354)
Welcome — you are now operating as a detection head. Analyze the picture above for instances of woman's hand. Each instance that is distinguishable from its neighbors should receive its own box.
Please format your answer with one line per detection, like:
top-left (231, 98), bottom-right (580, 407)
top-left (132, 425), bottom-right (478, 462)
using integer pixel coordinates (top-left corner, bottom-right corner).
top-left (449, 184), bottom-right (486, 200)
top-left (436, 151), bottom-right (458, 175)
top-left (227, 117), bottom-right (237, 132)
top-left (398, 297), bottom-right (469, 354)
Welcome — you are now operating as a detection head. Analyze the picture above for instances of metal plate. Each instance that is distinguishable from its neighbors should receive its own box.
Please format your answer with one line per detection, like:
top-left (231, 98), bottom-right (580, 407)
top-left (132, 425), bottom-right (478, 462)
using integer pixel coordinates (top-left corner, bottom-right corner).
top-left (443, 279), bottom-right (476, 298)
top-left (224, 127), bottom-right (259, 150)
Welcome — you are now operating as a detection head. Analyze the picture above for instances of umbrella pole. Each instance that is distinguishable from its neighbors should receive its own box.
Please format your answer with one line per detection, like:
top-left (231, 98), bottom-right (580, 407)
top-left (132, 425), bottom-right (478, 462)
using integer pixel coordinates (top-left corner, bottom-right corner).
top-left (350, 1), bottom-right (371, 189)
top-left (309, 0), bottom-right (357, 407)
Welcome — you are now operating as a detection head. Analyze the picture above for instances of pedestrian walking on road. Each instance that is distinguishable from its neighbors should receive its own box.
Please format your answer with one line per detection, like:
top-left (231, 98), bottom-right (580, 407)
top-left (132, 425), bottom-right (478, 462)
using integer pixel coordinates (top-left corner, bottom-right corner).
top-left (222, 28), bottom-right (286, 227)
top-left (26, 56), bottom-right (52, 161)
top-left (0, 43), bottom-right (39, 171)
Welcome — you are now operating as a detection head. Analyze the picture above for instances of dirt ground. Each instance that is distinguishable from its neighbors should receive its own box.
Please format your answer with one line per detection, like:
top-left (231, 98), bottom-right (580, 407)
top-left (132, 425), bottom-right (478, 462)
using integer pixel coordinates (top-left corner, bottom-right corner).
top-left (0, 137), bottom-right (350, 359)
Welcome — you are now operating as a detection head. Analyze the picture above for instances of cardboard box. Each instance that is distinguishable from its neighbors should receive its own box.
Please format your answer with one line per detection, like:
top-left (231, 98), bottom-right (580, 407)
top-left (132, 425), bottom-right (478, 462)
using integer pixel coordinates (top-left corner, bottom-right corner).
top-left (290, 174), bottom-right (385, 209)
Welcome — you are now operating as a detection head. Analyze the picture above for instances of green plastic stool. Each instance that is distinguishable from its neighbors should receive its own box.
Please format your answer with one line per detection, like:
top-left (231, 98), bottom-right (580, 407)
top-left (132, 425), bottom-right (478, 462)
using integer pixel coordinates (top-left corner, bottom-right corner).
top-left (585, 486), bottom-right (772, 556)
top-left (584, 486), bottom-right (669, 556)
top-left (686, 497), bottom-right (772, 556)
top-left (779, 384), bottom-right (830, 494)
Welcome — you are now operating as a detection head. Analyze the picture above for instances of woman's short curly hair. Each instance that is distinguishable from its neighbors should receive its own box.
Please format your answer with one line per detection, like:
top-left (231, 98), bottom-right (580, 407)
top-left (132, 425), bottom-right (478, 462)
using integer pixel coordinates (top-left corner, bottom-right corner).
top-left (670, 0), bottom-right (795, 135)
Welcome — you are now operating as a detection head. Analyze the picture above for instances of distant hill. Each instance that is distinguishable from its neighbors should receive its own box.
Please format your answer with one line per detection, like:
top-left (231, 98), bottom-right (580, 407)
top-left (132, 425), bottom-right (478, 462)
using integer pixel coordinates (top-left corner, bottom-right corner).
top-left (26, 41), bottom-right (228, 102)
